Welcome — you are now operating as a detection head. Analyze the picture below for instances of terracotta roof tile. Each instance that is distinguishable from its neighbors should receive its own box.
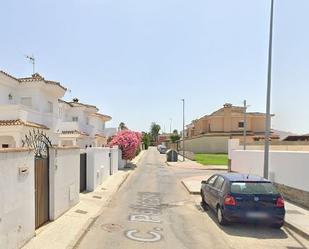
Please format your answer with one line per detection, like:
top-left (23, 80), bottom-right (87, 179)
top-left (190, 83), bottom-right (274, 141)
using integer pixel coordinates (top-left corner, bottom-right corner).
top-left (61, 130), bottom-right (89, 136)
top-left (0, 119), bottom-right (49, 129)
top-left (0, 70), bottom-right (19, 81)
top-left (1, 70), bottom-right (67, 91)
top-left (18, 73), bottom-right (67, 91)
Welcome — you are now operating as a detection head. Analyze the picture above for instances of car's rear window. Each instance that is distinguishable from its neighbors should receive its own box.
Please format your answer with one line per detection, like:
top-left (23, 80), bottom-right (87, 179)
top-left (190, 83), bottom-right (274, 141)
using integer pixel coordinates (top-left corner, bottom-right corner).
top-left (231, 182), bottom-right (279, 195)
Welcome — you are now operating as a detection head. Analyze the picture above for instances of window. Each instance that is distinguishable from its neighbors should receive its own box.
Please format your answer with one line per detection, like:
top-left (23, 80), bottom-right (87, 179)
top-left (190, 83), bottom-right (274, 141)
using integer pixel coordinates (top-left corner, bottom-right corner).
top-left (72, 117), bottom-right (78, 122)
top-left (47, 101), bottom-right (53, 113)
top-left (231, 182), bottom-right (279, 195)
top-left (102, 123), bottom-right (105, 130)
top-left (2, 144), bottom-right (9, 148)
top-left (21, 97), bottom-right (32, 107)
top-left (238, 121), bottom-right (244, 128)
top-left (214, 176), bottom-right (225, 191)
top-left (86, 117), bottom-right (89, 125)
top-left (207, 175), bottom-right (218, 186)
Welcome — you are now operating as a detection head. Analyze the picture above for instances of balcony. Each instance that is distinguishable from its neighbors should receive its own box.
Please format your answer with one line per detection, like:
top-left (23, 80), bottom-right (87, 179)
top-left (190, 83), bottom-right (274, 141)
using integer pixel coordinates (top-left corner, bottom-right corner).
top-left (0, 104), bottom-right (56, 129)
top-left (58, 121), bottom-right (94, 136)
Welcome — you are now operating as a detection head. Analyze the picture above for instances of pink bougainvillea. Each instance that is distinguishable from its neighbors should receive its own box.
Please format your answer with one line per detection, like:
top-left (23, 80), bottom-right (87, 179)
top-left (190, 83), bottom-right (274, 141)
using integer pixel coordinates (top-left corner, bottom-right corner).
top-left (109, 130), bottom-right (142, 160)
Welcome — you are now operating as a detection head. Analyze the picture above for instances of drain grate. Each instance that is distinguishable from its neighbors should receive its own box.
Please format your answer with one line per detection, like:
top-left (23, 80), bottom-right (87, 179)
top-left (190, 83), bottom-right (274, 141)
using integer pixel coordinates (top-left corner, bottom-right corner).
top-left (75, 209), bottom-right (88, 214)
top-left (101, 223), bottom-right (123, 232)
top-left (286, 210), bottom-right (304, 215)
top-left (93, 195), bottom-right (102, 199)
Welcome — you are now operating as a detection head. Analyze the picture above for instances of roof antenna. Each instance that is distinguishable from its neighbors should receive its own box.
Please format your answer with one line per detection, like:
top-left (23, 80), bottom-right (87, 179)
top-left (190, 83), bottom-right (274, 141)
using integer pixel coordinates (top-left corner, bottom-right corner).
top-left (25, 54), bottom-right (35, 74)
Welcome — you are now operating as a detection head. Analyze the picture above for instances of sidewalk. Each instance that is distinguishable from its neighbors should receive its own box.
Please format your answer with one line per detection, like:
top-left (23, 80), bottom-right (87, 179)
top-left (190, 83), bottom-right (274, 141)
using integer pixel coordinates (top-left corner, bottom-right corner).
top-left (22, 151), bottom-right (144, 249)
top-left (166, 155), bottom-right (228, 171)
top-left (181, 175), bottom-right (309, 240)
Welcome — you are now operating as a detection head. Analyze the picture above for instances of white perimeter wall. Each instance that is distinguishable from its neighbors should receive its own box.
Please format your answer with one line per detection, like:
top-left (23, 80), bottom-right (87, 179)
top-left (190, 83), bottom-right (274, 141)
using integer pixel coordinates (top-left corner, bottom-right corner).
top-left (111, 146), bottom-right (119, 175)
top-left (118, 149), bottom-right (126, 169)
top-left (0, 149), bottom-right (35, 249)
top-left (86, 147), bottom-right (111, 191)
top-left (49, 147), bottom-right (80, 220)
top-left (230, 141), bottom-right (309, 192)
top-left (179, 136), bottom-right (229, 153)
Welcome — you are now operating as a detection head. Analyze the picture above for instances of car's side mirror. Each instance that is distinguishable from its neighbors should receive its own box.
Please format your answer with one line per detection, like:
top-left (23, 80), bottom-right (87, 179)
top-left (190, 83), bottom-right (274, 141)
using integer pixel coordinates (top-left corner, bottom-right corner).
top-left (201, 180), bottom-right (207, 185)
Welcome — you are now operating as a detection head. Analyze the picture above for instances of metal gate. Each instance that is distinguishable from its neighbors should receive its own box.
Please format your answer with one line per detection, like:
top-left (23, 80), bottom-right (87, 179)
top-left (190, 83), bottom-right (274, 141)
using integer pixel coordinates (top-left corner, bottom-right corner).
top-left (80, 153), bottom-right (87, 192)
top-left (22, 130), bottom-right (52, 229)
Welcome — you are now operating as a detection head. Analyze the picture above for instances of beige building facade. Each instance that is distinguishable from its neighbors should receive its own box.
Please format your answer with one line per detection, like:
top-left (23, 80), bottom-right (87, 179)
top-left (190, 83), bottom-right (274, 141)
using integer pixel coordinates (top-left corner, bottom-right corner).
top-left (186, 103), bottom-right (278, 143)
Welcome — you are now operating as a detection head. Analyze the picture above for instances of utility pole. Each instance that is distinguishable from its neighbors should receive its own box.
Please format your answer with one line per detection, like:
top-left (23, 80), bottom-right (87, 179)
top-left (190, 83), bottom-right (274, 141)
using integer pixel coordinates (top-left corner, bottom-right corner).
top-left (243, 100), bottom-right (247, 150)
top-left (26, 55), bottom-right (35, 74)
top-left (264, 0), bottom-right (275, 179)
top-left (181, 99), bottom-right (185, 162)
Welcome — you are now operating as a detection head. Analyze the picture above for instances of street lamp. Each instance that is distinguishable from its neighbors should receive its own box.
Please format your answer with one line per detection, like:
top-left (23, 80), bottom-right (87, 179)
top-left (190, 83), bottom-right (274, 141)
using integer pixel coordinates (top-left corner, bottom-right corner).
top-left (263, 0), bottom-right (275, 179)
top-left (243, 100), bottom-right (247, 150)
top-left (181, 99), bottom-right (185, 162)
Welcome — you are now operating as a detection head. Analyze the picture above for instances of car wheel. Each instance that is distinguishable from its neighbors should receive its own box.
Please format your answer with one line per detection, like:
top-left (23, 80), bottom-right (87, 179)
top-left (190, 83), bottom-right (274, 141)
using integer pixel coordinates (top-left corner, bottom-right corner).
top-left (217, 206), bottom-right (228, 226)
top-left (200, 190), bottom-right (208, 209)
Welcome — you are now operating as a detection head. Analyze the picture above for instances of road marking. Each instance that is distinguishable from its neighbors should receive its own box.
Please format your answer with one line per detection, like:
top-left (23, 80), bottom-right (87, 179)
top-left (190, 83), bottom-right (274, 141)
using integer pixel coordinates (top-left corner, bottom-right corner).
top-left (129, 214), bottom-right (161, 223)
top-left (125, 229), bottom-right (162, 242)
top-left (126, 192), bottom-right (163, 243)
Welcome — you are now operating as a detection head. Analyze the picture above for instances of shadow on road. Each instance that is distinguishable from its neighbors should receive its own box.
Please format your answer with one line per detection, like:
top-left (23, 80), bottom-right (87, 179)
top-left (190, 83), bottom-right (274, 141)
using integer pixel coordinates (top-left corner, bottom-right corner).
top-left (200, 202), bottom-right (288, 240)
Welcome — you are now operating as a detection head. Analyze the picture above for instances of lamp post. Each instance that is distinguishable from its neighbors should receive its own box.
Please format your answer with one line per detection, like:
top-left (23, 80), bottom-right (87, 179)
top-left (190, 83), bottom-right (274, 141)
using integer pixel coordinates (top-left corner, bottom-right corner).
top-left (243, 100), bottom-right (247, 150)
top-left (181, 99), bottom-right (185, 162)
top-left (263, 0), bottom-right (275, 179)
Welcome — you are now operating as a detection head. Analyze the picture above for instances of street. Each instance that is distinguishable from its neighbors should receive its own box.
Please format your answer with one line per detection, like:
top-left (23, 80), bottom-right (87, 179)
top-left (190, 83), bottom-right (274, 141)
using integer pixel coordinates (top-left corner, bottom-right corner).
top-left (75, 147), bottom-right (309, 249)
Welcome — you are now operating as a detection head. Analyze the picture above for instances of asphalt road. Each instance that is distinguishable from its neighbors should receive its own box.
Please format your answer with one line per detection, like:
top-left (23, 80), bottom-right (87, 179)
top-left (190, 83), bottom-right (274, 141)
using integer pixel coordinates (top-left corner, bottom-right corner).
top-left (75, 147), bottom-right (309, 249)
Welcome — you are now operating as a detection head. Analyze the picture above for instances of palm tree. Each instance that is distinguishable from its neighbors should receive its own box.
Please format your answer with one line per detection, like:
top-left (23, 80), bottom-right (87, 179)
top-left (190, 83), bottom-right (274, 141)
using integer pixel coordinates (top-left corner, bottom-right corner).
top-left (150, 122), bottom-right (161, 144)
top-left (119, 122), bottom-right (127, 131)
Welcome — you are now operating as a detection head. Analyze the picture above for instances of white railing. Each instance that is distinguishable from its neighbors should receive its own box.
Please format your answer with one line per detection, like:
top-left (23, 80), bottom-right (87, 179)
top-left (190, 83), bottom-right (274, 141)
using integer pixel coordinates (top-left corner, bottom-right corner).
top-left (58, 121), bottom-right (94, 136)
top-left (0, 104), bottom-right (56, 129)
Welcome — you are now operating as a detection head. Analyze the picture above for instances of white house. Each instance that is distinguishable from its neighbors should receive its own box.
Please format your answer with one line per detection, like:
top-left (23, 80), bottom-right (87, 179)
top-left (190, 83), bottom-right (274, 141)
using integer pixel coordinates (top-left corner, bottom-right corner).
top-left (0, 70), bottom-right (113, 149)
top-left (58, 98), bottom-right (112, 148)
top-left (0, 70), bottom-right (67, 148)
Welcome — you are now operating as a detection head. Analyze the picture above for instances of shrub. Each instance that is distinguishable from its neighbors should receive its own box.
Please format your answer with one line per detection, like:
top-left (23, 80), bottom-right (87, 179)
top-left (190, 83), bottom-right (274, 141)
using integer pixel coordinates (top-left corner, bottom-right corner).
top-left (109, 130), bottom-right (141, 160)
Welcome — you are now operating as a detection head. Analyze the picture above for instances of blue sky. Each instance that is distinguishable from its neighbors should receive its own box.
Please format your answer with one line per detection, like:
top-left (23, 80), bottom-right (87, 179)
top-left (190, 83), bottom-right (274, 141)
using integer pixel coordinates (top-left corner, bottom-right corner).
top-left (1, 0), bottom-right (309, 134)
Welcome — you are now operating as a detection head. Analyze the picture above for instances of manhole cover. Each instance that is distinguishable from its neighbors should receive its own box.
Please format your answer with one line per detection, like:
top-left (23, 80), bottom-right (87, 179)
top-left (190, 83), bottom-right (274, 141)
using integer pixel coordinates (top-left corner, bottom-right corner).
top-left (75, 209), bottom-right (88, 214)
top-left (101, 223), bottom-right (123, 232)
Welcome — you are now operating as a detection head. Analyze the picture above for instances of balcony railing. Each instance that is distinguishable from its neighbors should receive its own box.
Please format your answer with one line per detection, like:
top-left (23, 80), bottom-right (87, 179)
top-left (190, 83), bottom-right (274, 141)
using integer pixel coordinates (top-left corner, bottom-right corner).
top-left (58, 121), bottom-right (95, 136)
top-left (0, 104), bottom-right (56, 129)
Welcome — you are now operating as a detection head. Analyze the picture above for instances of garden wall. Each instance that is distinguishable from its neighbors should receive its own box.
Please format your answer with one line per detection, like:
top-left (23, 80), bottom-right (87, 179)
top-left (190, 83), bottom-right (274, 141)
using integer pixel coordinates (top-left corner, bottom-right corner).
top-left (0, 148), bottom-right (35, 249)
top-left (49, 147), bottom-right (80, 220)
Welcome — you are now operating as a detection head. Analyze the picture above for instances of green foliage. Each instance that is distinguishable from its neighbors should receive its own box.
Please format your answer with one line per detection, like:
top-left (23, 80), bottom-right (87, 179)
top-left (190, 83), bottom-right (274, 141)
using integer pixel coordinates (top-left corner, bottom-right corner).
top-left (150, 122), bottom-right (161, 142)
top-left (195, 154), bottom-right (228, 165)
top-left (142, 132), bottom-right (151, 150)
top-left (119, 122), bottom-right (127, 131)
top-left (170, 129), bottom-right (180, 143)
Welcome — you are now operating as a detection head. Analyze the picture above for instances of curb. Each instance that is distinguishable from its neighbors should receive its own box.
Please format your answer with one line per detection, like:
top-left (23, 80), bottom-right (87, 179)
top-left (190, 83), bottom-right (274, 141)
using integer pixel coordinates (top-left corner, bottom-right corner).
top-left (181, 180), bottom-right (200, 195)
top-left (284, 220), bottom-right (309, 241)
top-left (69, 172), bottom-right (131, 249)
top-left (166, 161), bottom-right (228, 171)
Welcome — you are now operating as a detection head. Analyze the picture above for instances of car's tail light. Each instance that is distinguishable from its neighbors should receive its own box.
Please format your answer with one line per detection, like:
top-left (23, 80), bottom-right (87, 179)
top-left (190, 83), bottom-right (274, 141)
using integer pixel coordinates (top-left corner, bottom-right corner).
top-left (276, 197), bottom-right (284, 208)
top-left (224, 195), bottom-right (237, 206)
